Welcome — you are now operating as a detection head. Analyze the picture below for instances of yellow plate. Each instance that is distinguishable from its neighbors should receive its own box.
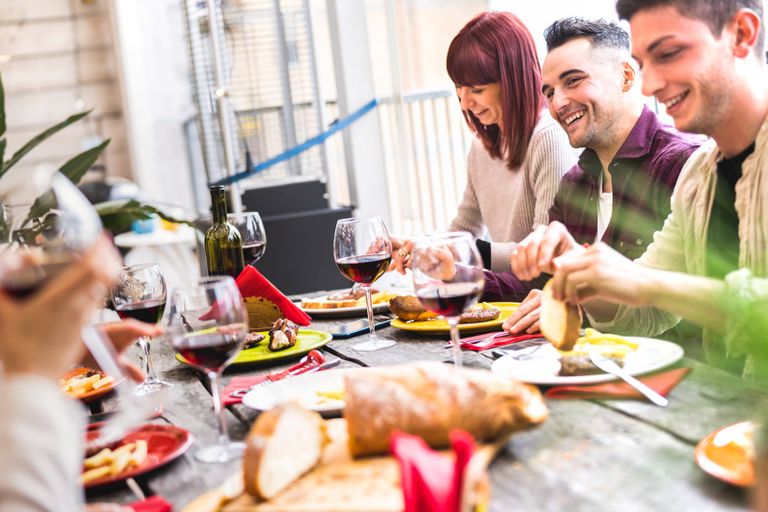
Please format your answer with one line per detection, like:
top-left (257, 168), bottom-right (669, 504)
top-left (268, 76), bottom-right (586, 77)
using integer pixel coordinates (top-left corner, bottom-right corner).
top-left (390, 302), bottom-right (520, 335)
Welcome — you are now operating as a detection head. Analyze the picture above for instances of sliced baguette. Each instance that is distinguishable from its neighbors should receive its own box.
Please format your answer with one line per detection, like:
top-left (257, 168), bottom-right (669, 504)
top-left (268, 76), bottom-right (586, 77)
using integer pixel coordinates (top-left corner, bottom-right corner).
top-left (539, 280), bottom-right (582, 351)
top-left (243, 403), bottom-right (328, 500)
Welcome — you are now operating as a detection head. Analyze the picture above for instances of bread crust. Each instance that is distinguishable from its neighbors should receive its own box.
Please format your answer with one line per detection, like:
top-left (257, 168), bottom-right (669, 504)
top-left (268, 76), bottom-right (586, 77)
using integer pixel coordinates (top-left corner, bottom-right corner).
top-left (343, 362), bottom-right (548, 457)
top-left (539, 281), bottom-right (582, 351)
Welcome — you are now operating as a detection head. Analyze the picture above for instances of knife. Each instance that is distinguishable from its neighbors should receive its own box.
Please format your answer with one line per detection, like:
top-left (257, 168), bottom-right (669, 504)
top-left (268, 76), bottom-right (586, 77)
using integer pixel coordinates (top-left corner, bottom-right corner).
top-left (589, 353), bottom-right (668, 407)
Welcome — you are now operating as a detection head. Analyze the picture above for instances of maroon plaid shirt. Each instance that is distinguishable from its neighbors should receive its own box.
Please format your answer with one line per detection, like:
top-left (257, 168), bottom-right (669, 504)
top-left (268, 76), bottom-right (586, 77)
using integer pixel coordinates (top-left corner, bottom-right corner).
top-left (484, 107), bottom-right (701, 301)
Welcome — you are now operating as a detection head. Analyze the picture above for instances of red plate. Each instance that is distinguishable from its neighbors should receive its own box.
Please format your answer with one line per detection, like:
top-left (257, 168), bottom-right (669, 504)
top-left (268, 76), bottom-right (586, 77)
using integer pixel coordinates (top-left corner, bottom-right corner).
top-left (695, 421), bottom-right (755, 487)
top-left (83, 424), bottom-right (193, 488)
top-left (60, 367), bottom-right (123, 403)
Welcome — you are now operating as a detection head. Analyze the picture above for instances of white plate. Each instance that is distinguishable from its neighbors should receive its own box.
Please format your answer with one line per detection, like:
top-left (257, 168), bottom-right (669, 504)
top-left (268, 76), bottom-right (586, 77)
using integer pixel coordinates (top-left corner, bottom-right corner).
top-left (491, 336), bottom-right (684, 385)
top-left (298, 300), bottom-right (391, 318)
top-left (241, 369), bottom-right (356, 416)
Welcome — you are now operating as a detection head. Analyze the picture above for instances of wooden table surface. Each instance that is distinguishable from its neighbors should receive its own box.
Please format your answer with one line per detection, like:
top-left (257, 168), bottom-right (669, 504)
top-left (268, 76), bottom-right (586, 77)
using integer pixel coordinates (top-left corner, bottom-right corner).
top-left (85, 311), bottom-right (761, 512)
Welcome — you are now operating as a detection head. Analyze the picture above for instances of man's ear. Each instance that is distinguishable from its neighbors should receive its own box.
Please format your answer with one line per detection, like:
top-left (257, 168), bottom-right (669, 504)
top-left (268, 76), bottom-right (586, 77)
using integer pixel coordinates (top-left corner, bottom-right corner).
top-left (730, 8), bottom-right (761, 58)
top-left (621, 61), bottom-right (636, 92)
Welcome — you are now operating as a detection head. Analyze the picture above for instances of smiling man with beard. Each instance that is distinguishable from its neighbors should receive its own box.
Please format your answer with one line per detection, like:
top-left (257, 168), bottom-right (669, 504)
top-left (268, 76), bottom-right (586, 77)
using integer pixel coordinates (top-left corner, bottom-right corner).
top-left (484, 18), bottom-right (699, 335)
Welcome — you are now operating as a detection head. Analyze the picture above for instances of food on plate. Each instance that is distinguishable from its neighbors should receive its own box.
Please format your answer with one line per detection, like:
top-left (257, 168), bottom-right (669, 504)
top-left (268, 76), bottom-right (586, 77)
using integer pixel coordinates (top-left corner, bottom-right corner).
top-left (388, 295), bottom-right (438, 321)
top-left (243, 331), bottom-right (266, 350)
top-left (243, 403), bottom-right (329, 500)
top-left (458, 303), bottom-right (500, 323)
top-left (389, 297), bottom-right (500, 323)
top-left (59, 370), bottom-right (115, 399)
top-left (301, 288), bottom-right (394, 309)
top-left (540, 280), bottom-right (582, 351)
top-left (81, 440), bottom-right (148, 484)
top-left (268, 318), bottom-right (299, 351)
top-left (343, 362), bottom-right (547, 456)
top-left (558, 329), bottom-right (639, 376)
top-left (244, 297), bottom-right (285, 331)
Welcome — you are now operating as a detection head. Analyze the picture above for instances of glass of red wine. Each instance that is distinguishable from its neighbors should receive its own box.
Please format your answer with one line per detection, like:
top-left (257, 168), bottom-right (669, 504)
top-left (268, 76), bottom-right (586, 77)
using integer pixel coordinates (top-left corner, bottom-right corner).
top-left (168, 276), bottom-right (248, 463)
top-left (112, 263), bottom-right (171, 395)
top-left (227, 212), bottom-right (266, 266)
top-left (411, 232), bottom-right (484, 367)
top-left (333, 216), bottom-right (393, 351)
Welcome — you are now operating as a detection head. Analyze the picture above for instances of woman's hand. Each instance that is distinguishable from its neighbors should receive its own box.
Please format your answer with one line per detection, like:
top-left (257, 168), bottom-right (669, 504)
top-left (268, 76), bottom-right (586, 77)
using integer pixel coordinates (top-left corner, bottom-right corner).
top-left (510, 222), bottom-right (583, 281)
top-left (413, 245), bottom-right (457, 281)
top-left (502, 289), bottom-right (542, 334)
top-left (389, 238), bottom-right (414, 274)
top-left (83, 320), bottom-right (164, 382)
top-left (0, 236), bottom-right (121, 379)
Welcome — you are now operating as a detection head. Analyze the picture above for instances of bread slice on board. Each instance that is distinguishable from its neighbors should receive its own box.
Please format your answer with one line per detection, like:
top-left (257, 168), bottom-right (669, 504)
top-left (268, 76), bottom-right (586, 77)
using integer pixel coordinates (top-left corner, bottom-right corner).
top-left (243, 403), bottom-right (329, 500)
top-left (539, 280), bottom-right (582, 351)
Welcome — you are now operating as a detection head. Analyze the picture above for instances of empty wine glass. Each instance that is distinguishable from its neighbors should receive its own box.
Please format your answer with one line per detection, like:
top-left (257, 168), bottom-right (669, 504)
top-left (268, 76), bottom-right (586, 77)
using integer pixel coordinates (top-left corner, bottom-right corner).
top-left (227, 212), bottom-right (267, 266)
top-left (333, 216), bottom-right (393, 351)
top-left (411, 232), bottom-right (484, 367)
top-left (168, 276), bottom-right (248, 463)
top-left (112, 263), bottom-right (171, 395)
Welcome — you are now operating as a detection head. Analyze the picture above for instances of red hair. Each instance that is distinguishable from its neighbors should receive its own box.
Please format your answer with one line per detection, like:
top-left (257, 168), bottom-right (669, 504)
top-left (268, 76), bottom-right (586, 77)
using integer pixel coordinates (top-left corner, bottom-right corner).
top-left (447, 11), bottom-right (546, 170)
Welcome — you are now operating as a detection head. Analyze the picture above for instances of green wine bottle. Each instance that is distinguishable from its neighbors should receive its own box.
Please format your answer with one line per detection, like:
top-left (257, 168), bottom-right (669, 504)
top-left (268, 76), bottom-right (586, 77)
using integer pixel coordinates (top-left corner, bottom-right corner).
top-left (204, 186), bottom-right (245, 279)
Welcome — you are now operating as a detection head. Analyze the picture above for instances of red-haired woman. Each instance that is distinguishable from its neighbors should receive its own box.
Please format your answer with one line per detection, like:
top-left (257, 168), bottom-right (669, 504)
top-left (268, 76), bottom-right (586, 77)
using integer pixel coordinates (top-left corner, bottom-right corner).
top-left (446, 11), bottom-right (576, 272)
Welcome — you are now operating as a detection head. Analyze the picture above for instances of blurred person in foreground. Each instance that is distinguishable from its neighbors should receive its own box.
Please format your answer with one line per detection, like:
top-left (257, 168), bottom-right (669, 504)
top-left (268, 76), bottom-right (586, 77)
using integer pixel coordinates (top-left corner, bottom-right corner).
top-left (0, 237), bottom-right (161, 512)
top-left (480, 17), bottom-right (700, 335)
top-left (391, 11), bottom-right (577, 274)
top-left (511, 0), bottom-right (768, 377)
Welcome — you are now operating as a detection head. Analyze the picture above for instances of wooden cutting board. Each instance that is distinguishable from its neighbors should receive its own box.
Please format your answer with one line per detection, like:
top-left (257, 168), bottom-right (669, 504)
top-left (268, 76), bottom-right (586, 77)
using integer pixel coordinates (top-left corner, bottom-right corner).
top-left (183, 418), bottom-right (506, 512)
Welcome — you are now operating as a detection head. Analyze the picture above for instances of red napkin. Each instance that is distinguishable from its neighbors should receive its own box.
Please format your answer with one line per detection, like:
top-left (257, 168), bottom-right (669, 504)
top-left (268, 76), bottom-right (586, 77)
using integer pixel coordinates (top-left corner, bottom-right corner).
top-left (391, 430), bottom-right (475, 512)
top-left (129, 495), bottom-right (172, 512)
top-left (458, 331), bottom-right (543, 351)
top-left (236, 266), bottom-right (311, 326)
top-left (545, 367), bottom-right (690, 400)
top-left (222, 375), bottom-right (268, 406)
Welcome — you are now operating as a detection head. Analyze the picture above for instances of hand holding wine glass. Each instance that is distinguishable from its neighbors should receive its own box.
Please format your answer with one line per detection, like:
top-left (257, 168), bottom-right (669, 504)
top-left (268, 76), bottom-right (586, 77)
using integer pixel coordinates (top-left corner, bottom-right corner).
top-left (333, 217), bottom-right (393, 351)
top-left (168, 276), bottom-right (248, 463)
top-left (112, 263), bottom-right (170, 395)
top-left (411, 232), bottom-right (484, 367)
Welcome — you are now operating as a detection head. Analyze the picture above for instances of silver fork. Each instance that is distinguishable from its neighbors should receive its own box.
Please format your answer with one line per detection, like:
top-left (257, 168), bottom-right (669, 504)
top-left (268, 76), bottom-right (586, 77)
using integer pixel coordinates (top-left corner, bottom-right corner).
top-left (445, 331), bottom-right (508, 350)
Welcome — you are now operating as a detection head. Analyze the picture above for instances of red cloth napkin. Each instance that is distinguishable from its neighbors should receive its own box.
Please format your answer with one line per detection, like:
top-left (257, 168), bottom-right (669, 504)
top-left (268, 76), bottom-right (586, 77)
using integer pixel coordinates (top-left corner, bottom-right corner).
top-left (129, 496), bottom-right (172, 512)
top-left (236, 266), bottom-right (311, 326)
top-left (391, 430), bottom-right (475, 512)
top-left (222, 374), bottom-right (268, 406)
top-left (545, 367), bottom-right (690, 399)
top-left (458, 331), bottom-right (543, 351)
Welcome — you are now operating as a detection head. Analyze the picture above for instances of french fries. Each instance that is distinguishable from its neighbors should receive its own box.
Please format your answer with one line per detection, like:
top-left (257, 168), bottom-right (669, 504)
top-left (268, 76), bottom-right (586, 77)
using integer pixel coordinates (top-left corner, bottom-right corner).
top-left (59, 371), bottom-right (115, 398)
top-left (81, 440), bottom-right (148, 484)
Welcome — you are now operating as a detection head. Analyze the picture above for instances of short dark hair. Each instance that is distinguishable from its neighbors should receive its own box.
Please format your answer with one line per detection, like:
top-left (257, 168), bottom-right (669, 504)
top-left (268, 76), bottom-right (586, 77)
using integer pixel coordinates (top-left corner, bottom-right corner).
top-left (544, 17), bottom-right (630, 52)
top-left (616, 0), bottom-right (765, 55)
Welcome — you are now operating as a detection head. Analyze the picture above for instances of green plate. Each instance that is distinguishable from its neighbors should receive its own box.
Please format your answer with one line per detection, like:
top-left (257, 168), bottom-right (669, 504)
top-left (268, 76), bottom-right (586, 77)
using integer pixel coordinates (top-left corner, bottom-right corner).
top-left (175, 329), bottom-right (332, 367)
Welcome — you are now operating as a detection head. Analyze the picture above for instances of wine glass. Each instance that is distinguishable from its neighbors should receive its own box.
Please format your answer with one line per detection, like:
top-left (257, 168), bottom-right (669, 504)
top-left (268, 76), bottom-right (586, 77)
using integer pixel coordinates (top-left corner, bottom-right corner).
top-left (411, 232), bottom-right (484, 367)
top-left (333, 216), bottom-right (393, 351)
top-left (227, 212), bottom-right (267, 266)
top-left (168, 276), bottom-right (248, 463)
top-left (112, 263), bottom-right (171, 395)
top-left (0, 168), bottom-right (157, 443)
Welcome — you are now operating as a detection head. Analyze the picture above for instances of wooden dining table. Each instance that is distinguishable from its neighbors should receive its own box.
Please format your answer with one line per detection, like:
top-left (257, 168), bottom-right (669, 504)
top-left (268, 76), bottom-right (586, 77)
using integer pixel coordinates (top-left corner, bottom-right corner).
top-left (85, 304), bottom-right (761, 512)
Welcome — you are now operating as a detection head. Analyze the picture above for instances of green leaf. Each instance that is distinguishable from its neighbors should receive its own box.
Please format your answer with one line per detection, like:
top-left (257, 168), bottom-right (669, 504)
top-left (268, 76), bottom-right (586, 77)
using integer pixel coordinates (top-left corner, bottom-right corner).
top-left (59, 139), bottom-right (109, 185)
top-left (0, 109), bottom-right (91, 178)
top-left (0, 138), bottom-right (5, 169)
top-left (0, 74), bottom-right (5, 138)
top-left (20, 139), bottom-right (110, 226)
top-left (95, 199), bottom-right (197, 235)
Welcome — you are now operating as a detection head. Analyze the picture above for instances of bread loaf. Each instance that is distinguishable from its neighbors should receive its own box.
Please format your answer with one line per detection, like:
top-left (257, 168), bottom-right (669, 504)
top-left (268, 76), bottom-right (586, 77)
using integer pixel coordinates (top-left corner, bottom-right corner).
top-left (539, 280), bottom-right (582, 351)
top-left (243, 403), bottom-right (328, 500)
top-left (343, 362), bottom-right (547, 457)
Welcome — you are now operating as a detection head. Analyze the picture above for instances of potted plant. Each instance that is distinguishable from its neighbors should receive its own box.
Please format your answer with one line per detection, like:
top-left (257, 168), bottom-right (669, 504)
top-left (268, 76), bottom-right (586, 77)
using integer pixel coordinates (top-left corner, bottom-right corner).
top-left (0, 73), bottom-right (192, 242)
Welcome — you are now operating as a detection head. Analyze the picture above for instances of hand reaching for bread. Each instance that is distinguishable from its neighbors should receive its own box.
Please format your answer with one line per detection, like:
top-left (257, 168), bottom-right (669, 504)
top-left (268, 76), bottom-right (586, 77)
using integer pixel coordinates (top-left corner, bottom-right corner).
top-left (510, 222), bottom-right (583, 281)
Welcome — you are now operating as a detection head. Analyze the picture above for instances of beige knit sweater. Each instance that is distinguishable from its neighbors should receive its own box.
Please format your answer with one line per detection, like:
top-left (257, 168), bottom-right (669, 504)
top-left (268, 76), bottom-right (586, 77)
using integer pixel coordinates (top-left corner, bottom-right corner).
top-left (449, 112), bottom-right (579, 271)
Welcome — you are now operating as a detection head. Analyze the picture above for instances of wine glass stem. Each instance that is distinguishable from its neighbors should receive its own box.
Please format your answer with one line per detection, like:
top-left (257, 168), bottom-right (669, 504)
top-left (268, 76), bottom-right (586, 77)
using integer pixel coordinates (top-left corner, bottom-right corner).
top-left (208, 370), bottom-right (230, 446)
top-left (138, 336), bottom-right (158, 383)
top-left (448, 317), bottom-right (462, 368)
top-left (363, 285), bottom-right (375, 340)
